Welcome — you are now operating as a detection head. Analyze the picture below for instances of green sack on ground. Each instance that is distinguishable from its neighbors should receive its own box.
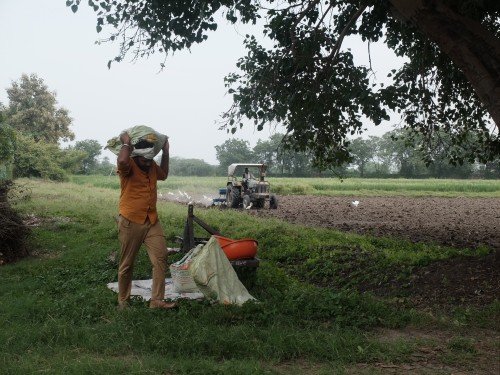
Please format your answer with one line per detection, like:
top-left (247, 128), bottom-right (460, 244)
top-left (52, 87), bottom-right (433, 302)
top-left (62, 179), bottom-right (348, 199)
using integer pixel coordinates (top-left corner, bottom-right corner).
top-left (105, 125), bottom-right (168, 158)
top-left (189, 236), bottom-right (256, 306)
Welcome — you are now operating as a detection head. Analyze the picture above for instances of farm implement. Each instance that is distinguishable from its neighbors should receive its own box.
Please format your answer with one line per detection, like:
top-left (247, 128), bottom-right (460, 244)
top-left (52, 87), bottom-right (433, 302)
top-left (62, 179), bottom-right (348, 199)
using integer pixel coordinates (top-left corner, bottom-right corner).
top-left (175, 204), bottom-right (260, 286)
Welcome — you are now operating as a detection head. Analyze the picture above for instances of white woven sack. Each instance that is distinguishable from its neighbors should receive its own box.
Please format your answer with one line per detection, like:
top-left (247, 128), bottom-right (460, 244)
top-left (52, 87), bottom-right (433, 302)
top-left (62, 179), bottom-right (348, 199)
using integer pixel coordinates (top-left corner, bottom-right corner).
top-left (169, 245), bottom-right (203, 293)
top-left (105, 125), bottom-right (168, 158)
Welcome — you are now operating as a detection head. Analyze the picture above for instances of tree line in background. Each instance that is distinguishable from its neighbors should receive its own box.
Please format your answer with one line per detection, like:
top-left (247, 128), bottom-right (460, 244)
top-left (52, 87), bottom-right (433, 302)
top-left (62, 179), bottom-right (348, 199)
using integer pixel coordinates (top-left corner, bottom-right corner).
top-left (213, 135), bottom-right (500, 179)
top-left (0, 73), bottom-right (499, 181)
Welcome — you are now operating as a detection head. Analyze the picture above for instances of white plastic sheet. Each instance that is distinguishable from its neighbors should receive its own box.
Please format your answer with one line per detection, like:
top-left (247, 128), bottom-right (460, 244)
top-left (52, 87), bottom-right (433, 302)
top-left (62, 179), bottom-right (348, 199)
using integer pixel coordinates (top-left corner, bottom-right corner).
top-left (106, 278), bottom-right (204, 301)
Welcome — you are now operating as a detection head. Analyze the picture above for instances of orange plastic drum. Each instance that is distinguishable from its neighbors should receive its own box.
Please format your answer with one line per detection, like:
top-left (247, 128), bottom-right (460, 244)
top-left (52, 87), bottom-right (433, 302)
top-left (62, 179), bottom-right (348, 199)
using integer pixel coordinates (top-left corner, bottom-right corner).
top-left (213, 235), bottom-right (258, 260)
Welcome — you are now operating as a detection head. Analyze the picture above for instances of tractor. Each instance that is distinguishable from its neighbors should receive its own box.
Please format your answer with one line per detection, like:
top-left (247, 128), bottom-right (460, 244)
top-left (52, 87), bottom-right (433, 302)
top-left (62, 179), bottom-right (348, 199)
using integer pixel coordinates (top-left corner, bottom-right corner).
top-left (224, 163), bottom-right (278, 209)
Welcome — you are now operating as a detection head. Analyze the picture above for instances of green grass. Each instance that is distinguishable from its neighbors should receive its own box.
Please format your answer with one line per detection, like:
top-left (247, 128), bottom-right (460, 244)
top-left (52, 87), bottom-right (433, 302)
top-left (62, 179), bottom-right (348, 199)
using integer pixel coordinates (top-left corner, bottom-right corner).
top-left (71, 175), bottom-right (500, 198)
top-left (1, 177), bottom-right (498, 374)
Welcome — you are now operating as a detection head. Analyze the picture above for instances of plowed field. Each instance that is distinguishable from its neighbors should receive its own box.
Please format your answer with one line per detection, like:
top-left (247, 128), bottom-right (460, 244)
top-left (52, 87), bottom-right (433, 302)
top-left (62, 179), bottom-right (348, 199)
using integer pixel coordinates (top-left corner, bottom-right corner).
top-left (247, 196), bottom-right (500, 307)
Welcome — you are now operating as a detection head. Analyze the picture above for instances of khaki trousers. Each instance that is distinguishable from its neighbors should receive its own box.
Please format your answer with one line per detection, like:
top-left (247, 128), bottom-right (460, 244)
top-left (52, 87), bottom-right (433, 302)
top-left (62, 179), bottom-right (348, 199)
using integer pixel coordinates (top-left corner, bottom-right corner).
top-left (117, 216), bottom-right (167, 305)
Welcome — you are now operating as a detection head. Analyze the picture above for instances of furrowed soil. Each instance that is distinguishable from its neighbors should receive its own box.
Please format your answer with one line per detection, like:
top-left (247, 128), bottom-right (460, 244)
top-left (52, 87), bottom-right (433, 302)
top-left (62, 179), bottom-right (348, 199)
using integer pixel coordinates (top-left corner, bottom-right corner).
top-left (248, 196), bottom-right (500, 308)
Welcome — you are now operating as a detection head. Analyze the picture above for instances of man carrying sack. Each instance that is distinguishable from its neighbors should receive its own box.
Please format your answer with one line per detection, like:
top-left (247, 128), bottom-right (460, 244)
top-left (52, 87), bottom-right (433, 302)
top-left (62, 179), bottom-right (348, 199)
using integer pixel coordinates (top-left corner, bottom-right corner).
top-left (116, 129), bottom-right (176, 310)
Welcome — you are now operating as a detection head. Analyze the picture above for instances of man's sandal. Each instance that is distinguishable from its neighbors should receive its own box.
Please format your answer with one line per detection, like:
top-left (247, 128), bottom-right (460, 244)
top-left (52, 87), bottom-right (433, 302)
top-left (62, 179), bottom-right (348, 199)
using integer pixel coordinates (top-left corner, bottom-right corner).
top-left (149, 300), bottom-right (177, 309)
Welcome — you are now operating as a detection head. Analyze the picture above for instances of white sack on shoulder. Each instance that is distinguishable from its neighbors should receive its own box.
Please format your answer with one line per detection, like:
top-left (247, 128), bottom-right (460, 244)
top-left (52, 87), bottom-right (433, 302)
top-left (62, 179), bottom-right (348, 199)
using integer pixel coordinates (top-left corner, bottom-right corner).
top-left (105, 125), bottom-right (168, 158)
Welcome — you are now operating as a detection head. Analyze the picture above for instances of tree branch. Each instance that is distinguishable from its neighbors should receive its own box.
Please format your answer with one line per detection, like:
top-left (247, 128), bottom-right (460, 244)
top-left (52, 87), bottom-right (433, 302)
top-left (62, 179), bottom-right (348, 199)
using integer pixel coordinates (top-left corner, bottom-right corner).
top-left (289, 0), bottom-right (321, 59)
top-left (325, 4), bottom-right (368, 64)
top-left (314, 3), bottom-right (334, 34)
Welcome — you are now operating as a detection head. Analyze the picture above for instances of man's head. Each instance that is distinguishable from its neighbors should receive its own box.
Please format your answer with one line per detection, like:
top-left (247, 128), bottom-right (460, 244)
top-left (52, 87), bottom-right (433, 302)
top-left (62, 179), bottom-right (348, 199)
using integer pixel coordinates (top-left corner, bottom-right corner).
top-left (134, 156), bottom-right (153, 172)
top-left (133, 140), bottom-right (155, 172)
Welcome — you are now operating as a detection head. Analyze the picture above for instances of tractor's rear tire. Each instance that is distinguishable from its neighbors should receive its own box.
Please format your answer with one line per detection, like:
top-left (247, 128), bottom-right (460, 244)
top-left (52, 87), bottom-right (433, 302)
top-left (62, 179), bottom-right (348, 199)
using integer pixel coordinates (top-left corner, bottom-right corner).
top-left (227, 186), bottom-right (241, 208)
top-left (270, 194), bottom-right (278, 209)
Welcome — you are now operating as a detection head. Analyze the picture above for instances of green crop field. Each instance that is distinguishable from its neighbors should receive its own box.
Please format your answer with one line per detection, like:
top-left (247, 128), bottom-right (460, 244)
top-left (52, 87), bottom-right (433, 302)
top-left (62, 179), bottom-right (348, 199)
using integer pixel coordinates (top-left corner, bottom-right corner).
top-left (71, 175), bottom-right (500, 198)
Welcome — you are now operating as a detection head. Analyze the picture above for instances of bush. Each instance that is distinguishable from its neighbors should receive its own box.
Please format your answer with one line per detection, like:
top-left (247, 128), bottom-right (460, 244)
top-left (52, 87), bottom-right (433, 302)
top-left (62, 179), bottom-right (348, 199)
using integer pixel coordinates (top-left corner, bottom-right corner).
top-left (13, 132), bottom-right (68, 181)
top-left (0, 180), bottom-right (31, 264)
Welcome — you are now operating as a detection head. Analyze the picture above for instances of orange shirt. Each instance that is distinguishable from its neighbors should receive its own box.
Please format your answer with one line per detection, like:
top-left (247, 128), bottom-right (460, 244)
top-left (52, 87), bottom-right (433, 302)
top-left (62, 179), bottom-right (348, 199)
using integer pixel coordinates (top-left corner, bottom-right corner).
top-left (117, 157), bottom-right (167, 224)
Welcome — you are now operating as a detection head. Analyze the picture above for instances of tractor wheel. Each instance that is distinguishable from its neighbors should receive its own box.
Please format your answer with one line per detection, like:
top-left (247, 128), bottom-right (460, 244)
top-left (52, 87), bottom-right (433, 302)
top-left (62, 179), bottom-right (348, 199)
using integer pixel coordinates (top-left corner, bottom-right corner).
top-left (243, 195), bottom-right (251, 209)
top-left (227, 185), bottom-right (241, 208)
top-left (270, 194), bottom-right (278, 209)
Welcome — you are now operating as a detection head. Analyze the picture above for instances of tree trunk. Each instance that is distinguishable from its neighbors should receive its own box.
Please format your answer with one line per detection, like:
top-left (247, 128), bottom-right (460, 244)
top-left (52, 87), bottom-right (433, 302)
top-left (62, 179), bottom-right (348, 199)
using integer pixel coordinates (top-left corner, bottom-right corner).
top-left (389, 0), bottom-right (500, 128)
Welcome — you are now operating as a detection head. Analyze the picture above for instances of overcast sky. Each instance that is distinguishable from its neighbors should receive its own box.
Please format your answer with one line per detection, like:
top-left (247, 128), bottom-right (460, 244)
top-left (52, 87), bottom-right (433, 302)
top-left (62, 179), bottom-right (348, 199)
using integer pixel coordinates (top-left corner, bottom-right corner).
top-left (1, 0), bottom-right (397, 165)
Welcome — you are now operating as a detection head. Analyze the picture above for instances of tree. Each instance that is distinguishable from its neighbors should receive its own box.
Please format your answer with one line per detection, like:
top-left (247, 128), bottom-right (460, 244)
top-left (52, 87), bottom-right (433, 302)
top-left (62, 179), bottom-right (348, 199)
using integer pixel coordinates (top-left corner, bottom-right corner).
top-left (58, 148), bottom-right (89, 175)
top-left (6, 74), bottom-right (74, 143)
top-left (0, 111), bottom-right (16, 181)
top-left (251, 133), bottom-right (314, 175)
top-left (380, 130), bottom-right (428, 177)
top-left (13, 132), bottom-right (68, 181)
top-left (475, 159), bottom-right (500, 179)
top-left (215, 138), bottom-right (255, 170)
top-left (361, 136), bottom-right (391, 177)
top-left (69, 0), bottom-right (499, 169)
top-left (69, 139), bottom-right (102, 174)
top-left (169, 157), bottom-right (216, 176)
top-left (94, 156), bottom-right (116, 176)
top-left (252, 133), bottom-right (284, 173)
top-left (348, 137), bottom-right (374, 177)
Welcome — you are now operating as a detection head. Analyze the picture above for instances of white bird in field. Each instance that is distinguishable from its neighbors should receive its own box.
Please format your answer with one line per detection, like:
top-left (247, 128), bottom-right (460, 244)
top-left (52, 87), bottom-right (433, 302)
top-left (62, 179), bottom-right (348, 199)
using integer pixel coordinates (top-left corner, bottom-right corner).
top-left (107, 251), bottom-right (117, 263)
top-left (168, 192), bottom-right (174, 196)
top-left (351, 200), bottom-right (360, 207)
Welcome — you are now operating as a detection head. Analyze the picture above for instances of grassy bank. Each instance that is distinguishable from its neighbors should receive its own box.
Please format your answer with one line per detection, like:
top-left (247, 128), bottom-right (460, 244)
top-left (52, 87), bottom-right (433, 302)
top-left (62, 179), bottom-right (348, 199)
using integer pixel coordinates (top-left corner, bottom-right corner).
top-left (0, 178), bottom-right (498, 374)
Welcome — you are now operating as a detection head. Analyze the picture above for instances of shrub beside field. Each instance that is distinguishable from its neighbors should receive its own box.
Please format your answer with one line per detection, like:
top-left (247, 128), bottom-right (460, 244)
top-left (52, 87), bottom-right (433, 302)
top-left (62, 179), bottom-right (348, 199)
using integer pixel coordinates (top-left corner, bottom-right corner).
top-left (0, 177), bottom-right (498, 374)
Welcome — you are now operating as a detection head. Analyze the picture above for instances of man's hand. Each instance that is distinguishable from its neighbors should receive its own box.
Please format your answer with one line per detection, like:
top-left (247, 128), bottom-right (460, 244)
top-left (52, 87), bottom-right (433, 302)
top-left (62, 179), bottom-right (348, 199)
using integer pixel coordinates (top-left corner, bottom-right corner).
top-left (117, 132), bottom-right (132, 170)
top-left (160, 138), bottom-right (170, 177)
top-left (162, 138), bottom-right (170, 153)
top-left (120, 132), bottom-right (131, 145)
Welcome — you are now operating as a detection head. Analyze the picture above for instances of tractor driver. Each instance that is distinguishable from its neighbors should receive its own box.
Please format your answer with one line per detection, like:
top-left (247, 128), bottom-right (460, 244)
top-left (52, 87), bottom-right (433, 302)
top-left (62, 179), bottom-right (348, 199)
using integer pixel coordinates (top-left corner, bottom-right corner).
top-left (243, 167), bottom-right (256, 189)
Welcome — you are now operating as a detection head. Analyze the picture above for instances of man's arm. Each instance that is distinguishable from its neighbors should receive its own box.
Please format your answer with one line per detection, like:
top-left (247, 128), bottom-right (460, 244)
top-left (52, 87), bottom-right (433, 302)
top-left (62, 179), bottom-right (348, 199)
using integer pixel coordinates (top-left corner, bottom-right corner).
top-left (160, 138), bottom-right (169, 177)
top-left (117, 132), bottom-right (133, 170)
